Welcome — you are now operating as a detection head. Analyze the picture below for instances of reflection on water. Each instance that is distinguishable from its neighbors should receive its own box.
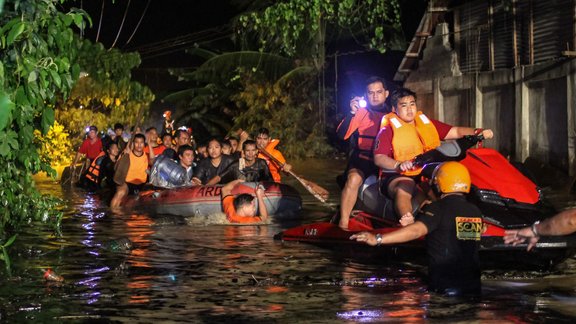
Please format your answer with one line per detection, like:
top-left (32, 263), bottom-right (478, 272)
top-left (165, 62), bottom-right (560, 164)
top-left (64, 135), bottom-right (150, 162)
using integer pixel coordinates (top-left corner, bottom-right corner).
top-left (1, 158), bottom-right (576, 322)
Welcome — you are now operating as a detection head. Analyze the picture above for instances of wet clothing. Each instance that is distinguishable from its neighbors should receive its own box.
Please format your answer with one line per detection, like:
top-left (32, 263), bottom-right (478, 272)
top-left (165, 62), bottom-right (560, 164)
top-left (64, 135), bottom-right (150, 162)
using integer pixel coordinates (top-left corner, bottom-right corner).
top-left (114, 150), bottom-right (148, 187)
top-left (416, 194), bottom-right (482, 295)
top-left (337, 106), bottom-right (388, 177)
top-left (78, 138), bottom-right (103, 161)
top-left (258, 139), bottom-right (286, 183)
top-left (144, 144), bottom-right (166, 156)
top-left (222, 195), bottom-right (262, 224)
top-left (220, 158), bottom-right (272, 183)
top-left (193, 155), bottom-right (234, 185)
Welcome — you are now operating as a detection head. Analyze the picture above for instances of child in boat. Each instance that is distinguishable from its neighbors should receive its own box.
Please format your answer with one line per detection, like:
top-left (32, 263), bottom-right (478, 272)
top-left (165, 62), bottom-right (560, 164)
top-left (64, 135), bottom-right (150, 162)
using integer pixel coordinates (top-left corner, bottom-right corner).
top-left (221, 179), bottom-right (268, 224)
top-left (351, 162), bottom-right (482, 296)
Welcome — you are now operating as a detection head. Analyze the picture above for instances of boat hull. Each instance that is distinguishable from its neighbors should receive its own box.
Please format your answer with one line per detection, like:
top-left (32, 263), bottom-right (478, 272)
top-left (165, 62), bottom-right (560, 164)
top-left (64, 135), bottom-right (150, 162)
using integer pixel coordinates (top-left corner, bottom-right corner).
top-left (125, 182), bottom-right (302, 219)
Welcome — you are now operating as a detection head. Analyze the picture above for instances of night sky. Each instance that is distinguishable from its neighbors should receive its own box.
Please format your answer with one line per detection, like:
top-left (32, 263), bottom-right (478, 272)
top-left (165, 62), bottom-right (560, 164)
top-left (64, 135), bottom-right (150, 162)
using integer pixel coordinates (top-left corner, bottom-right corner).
top-left (61, 0), bottom-right (426, 101)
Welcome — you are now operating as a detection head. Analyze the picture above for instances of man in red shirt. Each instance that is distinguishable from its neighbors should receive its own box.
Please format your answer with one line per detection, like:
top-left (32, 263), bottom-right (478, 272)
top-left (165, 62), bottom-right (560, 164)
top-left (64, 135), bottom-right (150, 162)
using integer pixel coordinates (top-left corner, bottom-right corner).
top-left (373, 88), bottom-right (493, 226)
top-left (72, 125), bottom-right (103, 172)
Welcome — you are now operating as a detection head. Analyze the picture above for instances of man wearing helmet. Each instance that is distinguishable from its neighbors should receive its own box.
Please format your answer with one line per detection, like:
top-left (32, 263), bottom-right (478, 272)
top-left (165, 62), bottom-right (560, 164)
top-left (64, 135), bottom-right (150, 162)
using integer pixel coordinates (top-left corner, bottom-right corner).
top-left (351, 162), bottom-right (483, 296)
top-left (373, 88), bottom-right (494, 226)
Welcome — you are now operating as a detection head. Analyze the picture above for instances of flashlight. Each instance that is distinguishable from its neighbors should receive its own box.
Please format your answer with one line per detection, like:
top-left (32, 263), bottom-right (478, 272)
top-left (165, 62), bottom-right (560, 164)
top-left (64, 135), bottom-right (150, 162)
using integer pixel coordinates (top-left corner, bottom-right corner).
top-left (163, 113), bottom-right (167, 118)
top-left (85, 126), bottom-right (90, 133)
top-left (358, 98), bottom-right (367, 108)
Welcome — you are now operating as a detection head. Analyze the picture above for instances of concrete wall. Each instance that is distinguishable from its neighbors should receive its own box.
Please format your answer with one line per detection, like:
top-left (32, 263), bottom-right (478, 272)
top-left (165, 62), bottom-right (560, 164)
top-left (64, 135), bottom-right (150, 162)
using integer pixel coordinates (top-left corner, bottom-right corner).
top-left (404, 24), bottom-right (576, 175)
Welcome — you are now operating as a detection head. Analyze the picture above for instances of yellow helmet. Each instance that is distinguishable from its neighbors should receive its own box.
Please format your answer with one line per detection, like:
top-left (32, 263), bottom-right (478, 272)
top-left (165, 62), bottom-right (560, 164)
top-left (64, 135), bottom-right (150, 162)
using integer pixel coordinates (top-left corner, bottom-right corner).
top-left (432, 161), bottom-right (471, 194)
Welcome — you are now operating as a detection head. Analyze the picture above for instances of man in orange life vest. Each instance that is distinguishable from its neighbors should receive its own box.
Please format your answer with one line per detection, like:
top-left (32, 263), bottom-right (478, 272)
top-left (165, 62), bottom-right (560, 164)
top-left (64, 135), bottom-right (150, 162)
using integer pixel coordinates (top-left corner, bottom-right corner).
top-left (337, 76), bottom-right (391, 230)
top-left (256, 128), bottom-right (292, 183)
top-left (373, 88), bottom-right (494, 226)
top-left (83, 142), bottom-right (119, 191)
top-left (221, 179), bottom-right (269, 224)
top-left (111, 133), bottom-right (149, 208)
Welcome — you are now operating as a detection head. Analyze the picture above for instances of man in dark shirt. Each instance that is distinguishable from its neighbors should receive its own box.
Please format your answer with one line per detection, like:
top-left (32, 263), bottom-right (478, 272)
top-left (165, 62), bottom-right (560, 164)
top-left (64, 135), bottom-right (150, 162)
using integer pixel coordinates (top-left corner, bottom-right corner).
top-left (351, 162), bottom-right (482, 296)
top-left (217, 140), bottom-right (272, 184)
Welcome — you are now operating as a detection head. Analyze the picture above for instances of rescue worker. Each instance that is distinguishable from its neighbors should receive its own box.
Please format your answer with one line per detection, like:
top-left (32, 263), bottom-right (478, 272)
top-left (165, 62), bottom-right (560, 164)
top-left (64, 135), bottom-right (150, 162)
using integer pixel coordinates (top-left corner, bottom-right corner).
top-left (256, 128), bottom-right (292, 183)
top-left (373, 88), bottom-right (494, 226)
top-left (337, 76), bottom-right (391, 230)
top-left (351, 162), bottom-right (483, 296)
top-left (111, 134), bottom-right (148, 208)
top-left (221, 179), bottom-right (269, 224)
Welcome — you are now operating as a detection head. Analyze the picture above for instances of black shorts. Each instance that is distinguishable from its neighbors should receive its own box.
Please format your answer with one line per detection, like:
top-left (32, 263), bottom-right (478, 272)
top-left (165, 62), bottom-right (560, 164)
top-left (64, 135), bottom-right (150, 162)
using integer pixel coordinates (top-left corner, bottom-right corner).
top-left (346, 154), bottom-right (378, 178)
top-left (379, 173), bottom-right (420, 199)
top-left (127, 183), bottom-right (145, 195)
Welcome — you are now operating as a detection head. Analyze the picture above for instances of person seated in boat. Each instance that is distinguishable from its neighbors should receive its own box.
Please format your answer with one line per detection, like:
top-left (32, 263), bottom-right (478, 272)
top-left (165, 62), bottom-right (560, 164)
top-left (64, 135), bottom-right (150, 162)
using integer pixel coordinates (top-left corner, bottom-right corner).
top-left (161, 132), bottom-right (174, 151)
top-left (81, 142), bottom-right (120, 191)
top-left (504, 208), bottom-right (576, 251)
top-left (143, 127), bottom-right (166, 159)
top-left (256, 127), bottom-right (292, 183)
top-left (226, 136), bottom-right (242, 160)
top-left (336, 76), bottom-right (391, 230)
top-left (222, 139), bottom-right (233, 156)
top-left (149, 144), bottom-right (196, 189)
top-left (351, 162), bottom-right (482, 296)
top-left (72, 125), bottom-right (103, 176)
top-left (111, 134), bottom-right (149, 208)
top-left (192, 138), bottom-right (234, 185)
top-left (221, 179), bottom-right (269, 224)
top-left (372, 88), bottom-right (494, 227)
top-left (195, 143), bottom-right (208, 162)
top-left (214, 140), bottom-right (273, 184)
top-left (162, 128), bottom-right (190, 160)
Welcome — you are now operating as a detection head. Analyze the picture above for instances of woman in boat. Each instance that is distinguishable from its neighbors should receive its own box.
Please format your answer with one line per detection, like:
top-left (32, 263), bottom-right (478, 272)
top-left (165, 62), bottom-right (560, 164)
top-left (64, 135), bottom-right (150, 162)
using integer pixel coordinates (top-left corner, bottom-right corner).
top-left (193, 138), bottom-right (234, 185)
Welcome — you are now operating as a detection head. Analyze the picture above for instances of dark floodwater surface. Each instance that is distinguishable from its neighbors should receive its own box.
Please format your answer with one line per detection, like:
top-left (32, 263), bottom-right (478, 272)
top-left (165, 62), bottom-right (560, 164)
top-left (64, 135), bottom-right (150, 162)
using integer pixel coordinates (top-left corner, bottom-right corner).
top-left (2, 158), bottom-right (576, 322)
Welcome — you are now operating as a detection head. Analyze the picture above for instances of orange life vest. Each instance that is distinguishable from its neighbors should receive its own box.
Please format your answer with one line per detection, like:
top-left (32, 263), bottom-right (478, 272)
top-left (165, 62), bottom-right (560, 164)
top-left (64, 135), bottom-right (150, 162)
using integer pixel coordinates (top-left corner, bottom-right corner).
top-left (85, 151), bottom-right (106, 184)
top-left (125, 151), bottom-right (148, 185)
top-left (258, 139), bottom-right (285, 183)
top-left (381, 111), bottom-right (441, 176)
top-left (338, 107), bottom-right (385, 160)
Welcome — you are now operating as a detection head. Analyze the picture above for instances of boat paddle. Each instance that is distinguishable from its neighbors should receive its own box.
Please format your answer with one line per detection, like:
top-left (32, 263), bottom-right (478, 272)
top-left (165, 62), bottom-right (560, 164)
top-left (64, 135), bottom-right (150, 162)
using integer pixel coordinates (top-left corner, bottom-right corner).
top-left (234, 129), bottom-right (330, 203)
top-left (255, 142), bottom-right (330, 204)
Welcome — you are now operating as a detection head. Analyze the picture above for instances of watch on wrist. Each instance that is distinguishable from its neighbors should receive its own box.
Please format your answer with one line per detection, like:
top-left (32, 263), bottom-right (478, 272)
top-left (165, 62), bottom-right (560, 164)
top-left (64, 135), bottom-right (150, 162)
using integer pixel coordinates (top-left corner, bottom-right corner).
top-left (531, 220), bottom-right (541, 236)
top-left (375, 233), bottom-right (383, 246)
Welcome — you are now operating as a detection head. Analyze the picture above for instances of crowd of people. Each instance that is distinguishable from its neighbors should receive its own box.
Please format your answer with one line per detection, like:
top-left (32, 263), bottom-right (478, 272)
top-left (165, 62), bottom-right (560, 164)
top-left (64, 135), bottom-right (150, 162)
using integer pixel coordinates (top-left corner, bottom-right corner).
top-left (71, 76), bottom-right (576, 297)
top-left (72, 116), bottom-right (289, 223)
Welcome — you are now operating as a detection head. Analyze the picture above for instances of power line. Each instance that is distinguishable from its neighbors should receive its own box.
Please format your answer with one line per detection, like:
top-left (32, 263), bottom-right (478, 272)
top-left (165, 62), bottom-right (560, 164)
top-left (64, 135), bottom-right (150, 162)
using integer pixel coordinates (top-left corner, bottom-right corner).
top-left (124, 0), bottom-right (152, 46)
top-left (110, 0), bottom-right (131, 49)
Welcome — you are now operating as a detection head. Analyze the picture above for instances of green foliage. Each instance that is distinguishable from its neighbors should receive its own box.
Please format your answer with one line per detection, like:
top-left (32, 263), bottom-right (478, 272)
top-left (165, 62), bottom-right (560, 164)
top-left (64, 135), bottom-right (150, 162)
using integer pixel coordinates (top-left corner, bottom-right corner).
top-left (56, 40), bottom-right (154, 147)
top-left (231, 70), bottom-right (333, 158)
top-left (235, 0), bottom-right (403, 58)
top-left (0, 0), bottom-right (80, 240)
top-left (34, 120), bottom-right (74, 167)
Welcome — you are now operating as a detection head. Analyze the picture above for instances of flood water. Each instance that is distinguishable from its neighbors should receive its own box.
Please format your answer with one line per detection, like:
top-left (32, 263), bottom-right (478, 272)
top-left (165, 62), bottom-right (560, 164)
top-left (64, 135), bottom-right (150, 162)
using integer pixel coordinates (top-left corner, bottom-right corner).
top-left (2, 158), bottom-right (576, 322)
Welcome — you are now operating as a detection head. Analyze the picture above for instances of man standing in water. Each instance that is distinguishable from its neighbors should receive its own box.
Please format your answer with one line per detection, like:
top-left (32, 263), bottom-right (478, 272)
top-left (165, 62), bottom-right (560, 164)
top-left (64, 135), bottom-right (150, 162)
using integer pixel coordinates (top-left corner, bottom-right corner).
top-left (337, 76), bottom-right (391, 230)
top-left (111, 134), bottom-right (148, 208)
top-left (351, 162), bottom-right (482, 296)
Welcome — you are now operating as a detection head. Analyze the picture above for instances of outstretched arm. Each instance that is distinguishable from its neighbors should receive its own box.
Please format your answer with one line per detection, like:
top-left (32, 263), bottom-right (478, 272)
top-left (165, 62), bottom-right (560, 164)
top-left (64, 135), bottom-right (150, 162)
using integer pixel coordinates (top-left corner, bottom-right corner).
top-left (221, 179), bottom-right (244, 197)
top-left (445, 127), bottom-right (494, 140)
top-left (350, 221), bottom-right (428, 246)
top-left (504, 208), bottom-right (576, 251)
